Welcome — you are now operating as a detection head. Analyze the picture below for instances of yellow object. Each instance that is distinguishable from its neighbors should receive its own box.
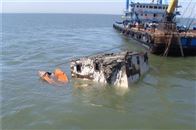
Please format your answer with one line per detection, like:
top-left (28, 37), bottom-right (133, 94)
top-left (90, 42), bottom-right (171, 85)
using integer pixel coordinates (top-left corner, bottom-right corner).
top-left (167, 0), bottom-right (178, 14)
top-left (54, 68), bottom-right (68, 83)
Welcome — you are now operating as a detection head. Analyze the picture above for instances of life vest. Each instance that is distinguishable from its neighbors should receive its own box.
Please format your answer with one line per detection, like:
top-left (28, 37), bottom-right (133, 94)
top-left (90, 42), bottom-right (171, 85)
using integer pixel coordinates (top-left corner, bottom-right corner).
top-left (39, 68), bottom-right (68, 84)
top-left (54, 68), bottom-right (68, 83)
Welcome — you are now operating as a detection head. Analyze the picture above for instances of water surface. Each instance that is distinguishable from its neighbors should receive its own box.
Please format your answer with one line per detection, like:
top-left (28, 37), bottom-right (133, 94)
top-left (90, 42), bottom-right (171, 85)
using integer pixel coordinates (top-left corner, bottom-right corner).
top-left (1, 14), bottom-right (196, 129)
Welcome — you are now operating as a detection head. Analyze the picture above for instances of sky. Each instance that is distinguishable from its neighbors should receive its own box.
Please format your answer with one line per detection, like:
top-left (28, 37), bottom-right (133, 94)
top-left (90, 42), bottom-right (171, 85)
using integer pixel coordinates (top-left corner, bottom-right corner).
top-left (1, 0), bottom-right (196, 17)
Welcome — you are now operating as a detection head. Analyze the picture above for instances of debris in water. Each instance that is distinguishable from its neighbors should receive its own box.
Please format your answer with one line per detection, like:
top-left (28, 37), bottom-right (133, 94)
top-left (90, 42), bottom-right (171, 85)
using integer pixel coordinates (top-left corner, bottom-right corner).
top-left (70, 51), bottom-right (149, 88)
top-left (38, 68), bottom-right (68, 84)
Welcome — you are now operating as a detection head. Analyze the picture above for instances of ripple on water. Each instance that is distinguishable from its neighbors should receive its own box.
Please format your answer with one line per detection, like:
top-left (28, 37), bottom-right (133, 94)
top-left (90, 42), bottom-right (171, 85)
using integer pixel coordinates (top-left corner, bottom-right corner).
top-left (2, 14), bottom-right (196, 129)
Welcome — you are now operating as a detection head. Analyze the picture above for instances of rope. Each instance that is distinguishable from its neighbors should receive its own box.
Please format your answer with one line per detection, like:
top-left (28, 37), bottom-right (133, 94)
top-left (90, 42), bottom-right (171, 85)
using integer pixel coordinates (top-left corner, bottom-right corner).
top-left (181, 0), bottom-right (192, 18)
top-left (178, 35), bottom-right (184, 57)
top-left (185, 3), bottom-right (196, 28)
top-left (187, 14), bottom-right (196, 30)
top-left (163, 34), bottom-right (173, 56)
top-left (54, 44), bottom-right (125, 67)
top-left (182, 13), bottom-right (196, 37)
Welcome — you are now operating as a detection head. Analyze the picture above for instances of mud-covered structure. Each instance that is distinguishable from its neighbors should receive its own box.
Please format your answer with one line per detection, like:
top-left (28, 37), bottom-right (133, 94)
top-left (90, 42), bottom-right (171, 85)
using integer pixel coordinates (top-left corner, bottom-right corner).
top-left (70, 51), bottom-right (149, 88)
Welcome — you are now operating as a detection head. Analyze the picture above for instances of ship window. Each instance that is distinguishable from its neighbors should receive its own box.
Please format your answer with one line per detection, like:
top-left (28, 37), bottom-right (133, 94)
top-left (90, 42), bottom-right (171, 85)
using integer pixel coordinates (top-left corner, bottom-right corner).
top-left (145, 14), bottom-right (147, 16)
top-left (154, 6), bottom-right (157, 9)
top-left (76, 64), bottom-right (82, 73)
top-left (140, 5), bottom-right (142, 8)
top-left (149, 6), bottom-right (153, 8)
top-left (154, 14), bottom-right (157, 17)
top-left (137, 56), bottom-right (140, 65)
top-left (94, 63), bottom-right (100, 71)
top-left (164, 6), bottom-right (168, 9)
top-left (143, 5), bottom-right (145, 8)
top-left (146, 6), bottom-right (148, 8)
top-left (137, 5), bottom-right (139, 8)
top-left (158, 6), bottom-right (162, 9)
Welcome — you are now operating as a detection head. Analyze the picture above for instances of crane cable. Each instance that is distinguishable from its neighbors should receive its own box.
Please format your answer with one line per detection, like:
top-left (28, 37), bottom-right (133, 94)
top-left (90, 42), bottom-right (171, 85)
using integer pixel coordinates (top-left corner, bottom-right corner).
top-left (186, 13), bottom-right (196, 33)
top-left (185, 2), bottom-right (196, 29)
top-left (54, 44), bottom-right (126, 67)
top-left (181, 0), bottom-right (192, 18)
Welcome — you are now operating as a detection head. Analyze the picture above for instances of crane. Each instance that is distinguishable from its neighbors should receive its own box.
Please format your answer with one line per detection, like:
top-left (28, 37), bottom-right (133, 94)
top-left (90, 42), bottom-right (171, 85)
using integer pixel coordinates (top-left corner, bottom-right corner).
top-left (165, 0), bottom-right (178, 22)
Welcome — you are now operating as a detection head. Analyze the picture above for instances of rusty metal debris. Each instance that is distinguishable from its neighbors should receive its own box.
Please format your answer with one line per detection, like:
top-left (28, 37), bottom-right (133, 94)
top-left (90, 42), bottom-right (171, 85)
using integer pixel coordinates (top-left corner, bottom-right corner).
top-left (70, 51), bottom-right (149, 88)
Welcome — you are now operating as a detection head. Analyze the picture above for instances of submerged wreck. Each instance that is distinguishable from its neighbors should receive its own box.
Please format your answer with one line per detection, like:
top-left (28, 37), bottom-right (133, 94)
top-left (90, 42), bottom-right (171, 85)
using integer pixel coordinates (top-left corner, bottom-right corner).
top-left (70, 51), bottom-right (149, 88)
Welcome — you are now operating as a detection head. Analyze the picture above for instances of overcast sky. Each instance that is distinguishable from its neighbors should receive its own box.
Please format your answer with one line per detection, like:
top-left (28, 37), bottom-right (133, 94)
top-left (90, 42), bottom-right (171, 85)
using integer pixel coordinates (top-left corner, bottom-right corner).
top-left (1, 0), bottom-right (196, 17)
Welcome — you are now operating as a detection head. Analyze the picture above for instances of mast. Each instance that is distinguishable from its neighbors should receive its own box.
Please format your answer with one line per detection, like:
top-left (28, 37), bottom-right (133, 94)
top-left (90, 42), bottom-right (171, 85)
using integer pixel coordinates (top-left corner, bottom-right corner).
top-left (126, 0), bottom-right (129, 11)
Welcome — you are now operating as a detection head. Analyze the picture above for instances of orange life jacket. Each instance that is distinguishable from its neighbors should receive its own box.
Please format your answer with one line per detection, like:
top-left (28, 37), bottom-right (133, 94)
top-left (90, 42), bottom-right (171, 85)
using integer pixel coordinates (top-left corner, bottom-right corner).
top-left (54, 68), bottom-right (68, 83)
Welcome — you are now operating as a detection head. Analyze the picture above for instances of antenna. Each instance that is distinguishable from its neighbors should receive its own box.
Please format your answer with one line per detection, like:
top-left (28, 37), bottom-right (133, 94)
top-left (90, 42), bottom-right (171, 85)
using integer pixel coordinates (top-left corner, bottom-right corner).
top-left (126, 0), bottom-right (129, 11)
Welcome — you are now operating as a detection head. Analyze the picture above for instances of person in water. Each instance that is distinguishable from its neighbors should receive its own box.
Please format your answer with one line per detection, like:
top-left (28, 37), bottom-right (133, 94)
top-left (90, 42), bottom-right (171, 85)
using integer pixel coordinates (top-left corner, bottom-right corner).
top-left (38, 68), bottom-right (68, 84)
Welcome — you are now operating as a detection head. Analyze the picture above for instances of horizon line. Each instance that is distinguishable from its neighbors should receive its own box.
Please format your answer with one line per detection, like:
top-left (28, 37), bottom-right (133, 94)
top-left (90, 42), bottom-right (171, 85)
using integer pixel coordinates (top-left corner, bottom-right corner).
top-left (0, 12), bottom-right (121, 15)
top-left (0, 12), bottom-right (195, 18)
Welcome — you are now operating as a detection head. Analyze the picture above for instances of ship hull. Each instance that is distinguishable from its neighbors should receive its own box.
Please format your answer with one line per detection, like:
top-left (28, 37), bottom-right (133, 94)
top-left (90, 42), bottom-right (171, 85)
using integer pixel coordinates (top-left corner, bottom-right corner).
top-left (113, 23), bottom-right (196, 56)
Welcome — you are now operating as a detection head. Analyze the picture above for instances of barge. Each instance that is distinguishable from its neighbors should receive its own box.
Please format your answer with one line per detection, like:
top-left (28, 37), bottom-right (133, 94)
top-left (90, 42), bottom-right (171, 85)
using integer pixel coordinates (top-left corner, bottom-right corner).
top-left (113, 0), bottom-right (196, 56)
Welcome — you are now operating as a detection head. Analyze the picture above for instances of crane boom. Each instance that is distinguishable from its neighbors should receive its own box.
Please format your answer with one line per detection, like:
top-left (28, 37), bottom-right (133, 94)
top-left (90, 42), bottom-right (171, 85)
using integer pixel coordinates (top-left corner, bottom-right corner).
top-left (167, 0), bottom-right (178, 14)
